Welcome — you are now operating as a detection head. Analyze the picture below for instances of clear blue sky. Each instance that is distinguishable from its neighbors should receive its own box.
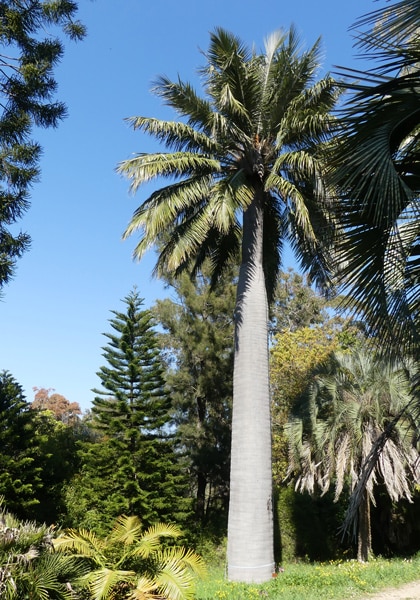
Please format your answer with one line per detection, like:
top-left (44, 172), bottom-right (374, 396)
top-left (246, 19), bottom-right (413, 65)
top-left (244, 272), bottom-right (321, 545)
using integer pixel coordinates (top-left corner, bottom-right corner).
top-left (0, 0), bottom-right (375, 410)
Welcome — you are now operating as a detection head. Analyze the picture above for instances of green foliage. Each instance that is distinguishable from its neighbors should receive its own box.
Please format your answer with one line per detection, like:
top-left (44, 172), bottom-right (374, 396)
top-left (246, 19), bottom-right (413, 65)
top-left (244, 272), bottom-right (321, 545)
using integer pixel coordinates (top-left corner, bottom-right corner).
top-left (270, 270), bottom-right (330, 336)
top-left (71, 289), bottom-right (191, 533)
top-left (275, 487), bottom-right (348, 563)
top-left (0, 370), bottom-right (44, 518)
top-left (0, 499), bottom-right (86, 600)
top-left (0, 0), bottom-right (85, 288)
top-left (0, 371), bottom-right (87, 523)
top-left (54, 514), bottom-right (206, 600)
top-left (29, 409), bottom-right (83, 524)
top-left (286, 349), bottom-right (420, 560)
top-left (269, 271), bottom-right (359, 484)
top-left (153, 266), bottom-right (235, 528)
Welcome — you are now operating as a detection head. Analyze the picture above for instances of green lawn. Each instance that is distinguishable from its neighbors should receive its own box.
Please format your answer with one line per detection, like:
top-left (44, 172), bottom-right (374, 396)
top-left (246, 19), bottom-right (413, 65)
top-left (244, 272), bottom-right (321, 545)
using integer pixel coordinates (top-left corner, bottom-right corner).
top-left (196, 555), bottom-right (420, 600)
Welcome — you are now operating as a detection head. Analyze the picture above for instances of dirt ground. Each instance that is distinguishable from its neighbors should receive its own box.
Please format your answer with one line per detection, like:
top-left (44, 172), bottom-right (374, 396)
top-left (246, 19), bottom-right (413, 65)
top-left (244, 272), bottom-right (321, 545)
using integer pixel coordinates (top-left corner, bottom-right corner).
top-left (361, 579), bottom-right (420, 599)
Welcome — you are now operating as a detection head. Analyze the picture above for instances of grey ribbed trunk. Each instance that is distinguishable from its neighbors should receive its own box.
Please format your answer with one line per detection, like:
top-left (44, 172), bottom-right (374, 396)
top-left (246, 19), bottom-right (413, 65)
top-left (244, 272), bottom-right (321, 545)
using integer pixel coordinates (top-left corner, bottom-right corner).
top-left (227, 191), bottom-right (274, 583)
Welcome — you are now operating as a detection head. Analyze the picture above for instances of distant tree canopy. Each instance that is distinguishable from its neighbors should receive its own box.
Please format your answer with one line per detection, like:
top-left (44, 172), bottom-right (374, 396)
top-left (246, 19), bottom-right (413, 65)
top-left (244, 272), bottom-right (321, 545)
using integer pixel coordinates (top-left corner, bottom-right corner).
top-left (0, 1), bottom-right (85, 289)
top-left (270, 270), bottom-right (329, 336)
top-left (269, 270), bottom-right (360, 483)
top-left (31, 387), bottom-right (81, 424)
top-left (0, 372), bottom-right (85, 523)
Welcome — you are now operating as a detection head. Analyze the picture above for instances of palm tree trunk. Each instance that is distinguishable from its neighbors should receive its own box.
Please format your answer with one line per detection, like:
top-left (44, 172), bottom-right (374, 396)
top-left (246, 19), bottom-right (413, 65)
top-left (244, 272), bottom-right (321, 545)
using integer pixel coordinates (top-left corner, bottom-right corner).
top-left (357, 491), bottom-right (372, 562)
top-left (227, 191), bottom-right (274, 583)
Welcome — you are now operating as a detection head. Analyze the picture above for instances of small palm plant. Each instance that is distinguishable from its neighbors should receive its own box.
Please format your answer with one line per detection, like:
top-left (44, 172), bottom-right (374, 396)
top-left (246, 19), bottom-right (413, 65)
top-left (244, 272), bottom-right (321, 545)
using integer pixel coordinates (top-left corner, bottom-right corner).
top-left (286, 350), bottom-right (420, 561)
top-left (0, 498), bottom-right (84, 599)
top-left (53, 515), bottom-right (205, 600)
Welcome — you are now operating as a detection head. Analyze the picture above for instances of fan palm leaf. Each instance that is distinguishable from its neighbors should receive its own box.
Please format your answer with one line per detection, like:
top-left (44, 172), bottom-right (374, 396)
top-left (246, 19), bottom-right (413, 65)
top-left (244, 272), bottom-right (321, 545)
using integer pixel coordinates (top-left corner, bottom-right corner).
top-left (331, 0), bottom-right (420, 354)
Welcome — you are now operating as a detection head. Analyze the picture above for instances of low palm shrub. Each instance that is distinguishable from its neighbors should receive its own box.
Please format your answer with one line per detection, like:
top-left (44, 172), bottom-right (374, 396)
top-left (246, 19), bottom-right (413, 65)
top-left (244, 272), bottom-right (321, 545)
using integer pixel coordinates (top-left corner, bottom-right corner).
top-left (0, 499), bottom-right (84, 599)
top-left (54, 514), bottom-right (205, 600)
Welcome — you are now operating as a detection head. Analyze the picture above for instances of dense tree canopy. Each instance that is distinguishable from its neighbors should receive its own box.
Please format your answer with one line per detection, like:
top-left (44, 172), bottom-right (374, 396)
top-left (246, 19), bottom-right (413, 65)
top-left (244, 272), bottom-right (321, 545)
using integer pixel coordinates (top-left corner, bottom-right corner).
top-left (0, 370), bottom-right (43, 518)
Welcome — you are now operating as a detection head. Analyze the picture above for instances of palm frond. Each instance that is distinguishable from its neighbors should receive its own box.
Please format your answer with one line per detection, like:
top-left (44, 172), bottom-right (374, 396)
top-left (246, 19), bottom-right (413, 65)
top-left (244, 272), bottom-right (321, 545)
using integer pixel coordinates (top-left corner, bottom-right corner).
top-left (125, 117), bottom-right (217, 154)
top-left (130, 523), bottom-right (181, 559)
top-left (53, 529), bottom-right (105, 564)
top-left (154, 548), bottom-right (206, 600)
top-left (128, 575), bottom-right (159, 600)
top-left (82, 567), bottom-right (136, 600)
top-left (153, 75), bottom-right (214, 133)
top-left (352, 0), bottom-right (420, 47)
top-left (108, 515), bottom-right (143, 546)
top-left (121, 26), bottom-right (337, 307)
top-left (117, 153), bottom-right (220, 192)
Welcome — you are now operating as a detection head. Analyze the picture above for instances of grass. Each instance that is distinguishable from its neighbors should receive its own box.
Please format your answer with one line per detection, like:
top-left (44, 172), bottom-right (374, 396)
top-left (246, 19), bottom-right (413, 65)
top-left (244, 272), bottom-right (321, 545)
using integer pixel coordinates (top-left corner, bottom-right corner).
top-left (196, 555), bottom-right (420, 600)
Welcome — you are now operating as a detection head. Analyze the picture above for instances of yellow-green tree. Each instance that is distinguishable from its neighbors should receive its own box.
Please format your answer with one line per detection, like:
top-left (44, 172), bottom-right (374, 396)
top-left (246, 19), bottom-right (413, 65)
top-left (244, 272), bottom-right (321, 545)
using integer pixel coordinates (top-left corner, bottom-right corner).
top-left (270, 325), bottom-right (339, 483)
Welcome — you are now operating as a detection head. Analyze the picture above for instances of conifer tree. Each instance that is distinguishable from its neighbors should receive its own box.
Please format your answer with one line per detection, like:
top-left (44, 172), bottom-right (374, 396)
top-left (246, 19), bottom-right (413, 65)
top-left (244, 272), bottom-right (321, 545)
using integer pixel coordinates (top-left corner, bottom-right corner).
top-left (0, 370), bottom-right (42, 518)
top-left (75, 289), bottom-right (190, 533)
top-left (0, 1), bottom-right (85, 288)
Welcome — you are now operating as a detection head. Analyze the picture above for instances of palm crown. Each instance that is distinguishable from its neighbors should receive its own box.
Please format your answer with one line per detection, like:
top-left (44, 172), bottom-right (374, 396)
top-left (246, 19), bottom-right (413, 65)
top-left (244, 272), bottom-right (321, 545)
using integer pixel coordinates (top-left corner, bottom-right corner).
top-left (118, 26), bottom-right (337, 301)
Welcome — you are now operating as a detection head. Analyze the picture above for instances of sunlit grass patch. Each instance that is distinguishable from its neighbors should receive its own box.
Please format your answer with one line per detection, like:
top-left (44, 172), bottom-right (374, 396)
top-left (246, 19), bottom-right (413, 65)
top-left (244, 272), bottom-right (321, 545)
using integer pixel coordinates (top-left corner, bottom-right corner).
top-left (197, 555), bottom-right (420, 600)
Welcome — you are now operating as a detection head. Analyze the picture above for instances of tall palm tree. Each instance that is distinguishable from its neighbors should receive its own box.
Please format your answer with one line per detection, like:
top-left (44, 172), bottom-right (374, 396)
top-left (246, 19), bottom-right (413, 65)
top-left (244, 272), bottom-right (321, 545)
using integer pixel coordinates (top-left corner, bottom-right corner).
top-left (331, 0), bottom-right (420, 355)
top-left (286, 350), bottom-right (420, 561)
top-left (53, 515), bottom-right (204, 600)
top-left (118, 27), bottom-right (337, 582)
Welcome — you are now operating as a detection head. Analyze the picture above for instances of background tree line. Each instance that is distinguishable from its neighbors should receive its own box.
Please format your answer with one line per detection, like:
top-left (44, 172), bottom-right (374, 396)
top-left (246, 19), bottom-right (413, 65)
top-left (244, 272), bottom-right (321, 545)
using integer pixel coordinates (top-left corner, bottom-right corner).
top-left (1, 268), bottom-right (419, 563)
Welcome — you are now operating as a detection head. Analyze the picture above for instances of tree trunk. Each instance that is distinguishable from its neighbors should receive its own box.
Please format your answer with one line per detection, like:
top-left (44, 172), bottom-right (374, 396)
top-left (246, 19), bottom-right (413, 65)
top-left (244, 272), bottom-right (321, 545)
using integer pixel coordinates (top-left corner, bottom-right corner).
top-left (357, 491), bottom-right (372, 562)
top-left (196, 471), bottom-right (207, 522)
top-left (227, 192), bottom-right (274, 583)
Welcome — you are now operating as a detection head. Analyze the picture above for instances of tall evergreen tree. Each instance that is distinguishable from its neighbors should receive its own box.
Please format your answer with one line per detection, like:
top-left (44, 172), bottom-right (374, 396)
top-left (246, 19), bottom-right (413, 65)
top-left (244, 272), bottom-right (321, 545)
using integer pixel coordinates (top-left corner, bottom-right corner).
top-left (76, 289), bottom-right (189, 533)
top-left (153, 266), bottom-right (235, 528)
top-left (0, 1), bottom-right (85, 288)
top-left (0, 370), bottom-right (43, 518)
